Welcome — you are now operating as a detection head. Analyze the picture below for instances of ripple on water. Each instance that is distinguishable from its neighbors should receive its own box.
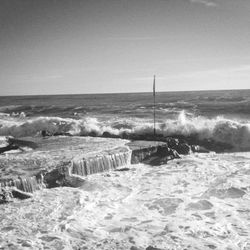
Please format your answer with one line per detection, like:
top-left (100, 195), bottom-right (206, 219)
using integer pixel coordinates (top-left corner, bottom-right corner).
top-left (203, 187), bottom-right (246, 199)
top-left (186, 200), bottom-right (213, 211)
top-left (144, 198), bottom-right (183, 216)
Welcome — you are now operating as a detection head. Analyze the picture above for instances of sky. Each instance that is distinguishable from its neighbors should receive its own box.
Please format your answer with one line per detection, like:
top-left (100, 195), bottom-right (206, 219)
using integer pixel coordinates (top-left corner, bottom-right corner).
top-left (0, 0), bottom-right (250, 95)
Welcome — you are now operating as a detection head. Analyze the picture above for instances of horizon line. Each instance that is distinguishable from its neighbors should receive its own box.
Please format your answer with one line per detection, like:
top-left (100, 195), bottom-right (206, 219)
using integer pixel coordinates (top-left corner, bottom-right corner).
top-left (1, 87), bottom-right (250, 98)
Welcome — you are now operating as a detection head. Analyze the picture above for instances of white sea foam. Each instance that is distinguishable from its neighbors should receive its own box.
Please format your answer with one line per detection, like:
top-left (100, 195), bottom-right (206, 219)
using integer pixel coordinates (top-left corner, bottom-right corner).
top-left (1, 112), bottom-right (250, 150)
top-left (0, 152), bottom-right (249, 249)
top-left (0, 136), bottom-right (9, 147)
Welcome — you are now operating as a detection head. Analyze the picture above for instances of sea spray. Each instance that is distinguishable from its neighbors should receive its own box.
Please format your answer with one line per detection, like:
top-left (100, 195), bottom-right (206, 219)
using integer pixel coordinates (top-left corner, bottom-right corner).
top-left (1, 112), bottom-right (250, 150)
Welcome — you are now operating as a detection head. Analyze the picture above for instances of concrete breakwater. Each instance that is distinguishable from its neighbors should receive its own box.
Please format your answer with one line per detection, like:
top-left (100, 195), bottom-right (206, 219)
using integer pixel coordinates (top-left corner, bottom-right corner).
top-left (1, 137), bottom-right (177, 200)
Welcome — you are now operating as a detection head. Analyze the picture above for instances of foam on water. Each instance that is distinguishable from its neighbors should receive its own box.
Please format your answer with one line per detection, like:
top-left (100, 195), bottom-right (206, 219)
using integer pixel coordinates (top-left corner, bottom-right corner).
top-left (0, 136), bottom-right (9, 147)
top-left (1, 112), bottom-right (250, 151)
top-left (0, 152), bottom-right (249, 249)
top-left (1, 91), bottom-right (250, 249)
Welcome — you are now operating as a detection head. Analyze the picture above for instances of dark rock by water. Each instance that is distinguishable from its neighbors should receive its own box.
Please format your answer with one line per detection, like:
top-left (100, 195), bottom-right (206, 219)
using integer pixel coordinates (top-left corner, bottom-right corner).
top-left (102, 131), bottom-right (120, 138)
top-left (11, 188), bottom-right (33, 200)
top-left (146, 246), bottom-right (163, 250)
top-left (7, 137), bottom-right (38, 149)
top-left (0, 137), bottom-right (38, 154)
top-left (43, 167), bottom-right (66, 188)
top-left (0, 144), bottom-right (20, 154)
top-left (130, 143), bottom-right (181, 166)
top-left (0, 187), bottom-right (33, 203)
top-left (174, 143), bottom-right (191, 155)
top-left (115, 167), bottom-right (130, 172)
top-left (0, 188), bottom-right (13, 204)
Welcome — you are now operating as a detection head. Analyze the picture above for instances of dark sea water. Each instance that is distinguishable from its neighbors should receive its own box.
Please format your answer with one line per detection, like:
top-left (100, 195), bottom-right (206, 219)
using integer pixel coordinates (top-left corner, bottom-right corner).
top-left (1, 89), bottom-right (250, 119)
top-left (1, 89), bottom-right (250, 150)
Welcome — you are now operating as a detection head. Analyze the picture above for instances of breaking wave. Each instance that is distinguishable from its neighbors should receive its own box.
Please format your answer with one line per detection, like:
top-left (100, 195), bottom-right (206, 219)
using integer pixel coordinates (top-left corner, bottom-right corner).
top-left (1, 111), bottom-right (250, 151)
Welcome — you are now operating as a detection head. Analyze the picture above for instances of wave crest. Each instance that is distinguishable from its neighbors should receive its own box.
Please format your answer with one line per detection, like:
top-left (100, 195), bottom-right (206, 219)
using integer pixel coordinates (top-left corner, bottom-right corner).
top-left (1, 112), bottom-right (250, 151)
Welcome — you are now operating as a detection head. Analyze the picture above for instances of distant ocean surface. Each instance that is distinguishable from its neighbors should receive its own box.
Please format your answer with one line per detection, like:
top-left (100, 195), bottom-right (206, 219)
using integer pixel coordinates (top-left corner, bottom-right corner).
top-left (1, 89), bottom-right (250, 249)
top-left (1, 89), bottom-right (250, 150)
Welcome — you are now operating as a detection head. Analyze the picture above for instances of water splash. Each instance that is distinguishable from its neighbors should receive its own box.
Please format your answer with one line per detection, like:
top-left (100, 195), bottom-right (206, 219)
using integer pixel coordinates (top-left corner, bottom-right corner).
top-left (1, 112), bottom-right (250, 150)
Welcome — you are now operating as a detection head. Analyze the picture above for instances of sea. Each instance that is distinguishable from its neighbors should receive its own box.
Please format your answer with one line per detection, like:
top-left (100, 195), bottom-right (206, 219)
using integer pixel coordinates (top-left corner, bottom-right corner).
top-left (0, 89), bottom-right (250, 250)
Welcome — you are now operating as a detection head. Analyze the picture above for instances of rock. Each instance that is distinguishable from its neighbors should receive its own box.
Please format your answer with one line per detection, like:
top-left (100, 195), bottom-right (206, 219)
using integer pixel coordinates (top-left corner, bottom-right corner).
top-left (43, 168), bottom-right (65, 188)
top-left (0, 144), bottom-right (20, 154)
top-left (175, 143), bottom-right (191, 155)
top-left (53, 132), bottom-right (72, 136)
top-left (121, 132), bottom-right (129, 139)
top-left (115, 167), bottom-right (130, 172)
top-left (155, 145), bottom-right (168, 156)
top-left (156, 145), bottom-right (180, 159)
top-left (41, 130), bottom-right (73, 137)
top-left (0, 181), bottom-right (33, 200)
top-left (7, 137), bottom-right (38, 149)
top-left (102, 132), bottom-right (119, 138)
top-left (0, 137), bottom-right (38, 153)
top-left (89, 131), bottom-right (98, 137)
top-left (146, 246), bottom-right (162, 250)
top-left (0, 188), bottom-right (13, 204)
top-left (170, 149), bottom-right (181, 158)
top-left (64, 175), bottom-right (86, 187)
top-left (43, 166), bottom-right (85, 188)
top-left (130, 246), bottom-right (142, 250)
top-left (166, 137), bottom-right (179, 148)
top-left (0, 200), bottom-right (11, 204)
top-left (63, 167), bottom-right (86, 187)
top-left (128, 133), bottom-right (164, 142)
top-left (141, 146), bottom-right (181, 166)
top-left (41, 130), bottom-right (51, 137)
top-left (11, 188), bottom-right (33, 200)
top-left (131, 146), bottom-right (159, 164)
top-left (129, 142), bottom-right (182, 166)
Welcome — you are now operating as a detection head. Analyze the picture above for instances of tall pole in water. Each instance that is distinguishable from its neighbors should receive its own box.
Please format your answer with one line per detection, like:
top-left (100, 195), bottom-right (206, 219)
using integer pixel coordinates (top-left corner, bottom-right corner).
top-left (153, 75), bottom-right (156, 136)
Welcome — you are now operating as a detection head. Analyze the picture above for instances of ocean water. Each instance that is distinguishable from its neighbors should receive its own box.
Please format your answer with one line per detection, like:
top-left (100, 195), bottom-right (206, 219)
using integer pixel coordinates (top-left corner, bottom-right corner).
top-left (0, 90), bottom-right (250, 249)
top-left (1, 89), bottom-right (250, 150)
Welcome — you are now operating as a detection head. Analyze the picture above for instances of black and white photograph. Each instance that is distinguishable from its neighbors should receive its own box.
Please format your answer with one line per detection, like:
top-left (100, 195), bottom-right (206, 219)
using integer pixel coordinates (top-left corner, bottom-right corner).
top-left (0, 0), bottom-right (250, 249)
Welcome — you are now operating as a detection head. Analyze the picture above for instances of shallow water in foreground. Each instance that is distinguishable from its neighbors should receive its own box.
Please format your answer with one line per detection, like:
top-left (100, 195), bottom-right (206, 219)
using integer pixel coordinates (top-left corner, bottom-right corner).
top-left (0, 152), bottom-right (250, 250)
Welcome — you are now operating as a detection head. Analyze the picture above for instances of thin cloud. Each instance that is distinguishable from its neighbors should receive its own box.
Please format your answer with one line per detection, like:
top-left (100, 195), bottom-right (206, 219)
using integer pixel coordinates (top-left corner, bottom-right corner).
top-left (104, 36), bottom-right (161, 41)
top-left (133, 64), bottom-right (250, 81)
top-left (17, 74), bottom-right (64, 83)
top-left (190, 0), bottom-right (217, 7)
